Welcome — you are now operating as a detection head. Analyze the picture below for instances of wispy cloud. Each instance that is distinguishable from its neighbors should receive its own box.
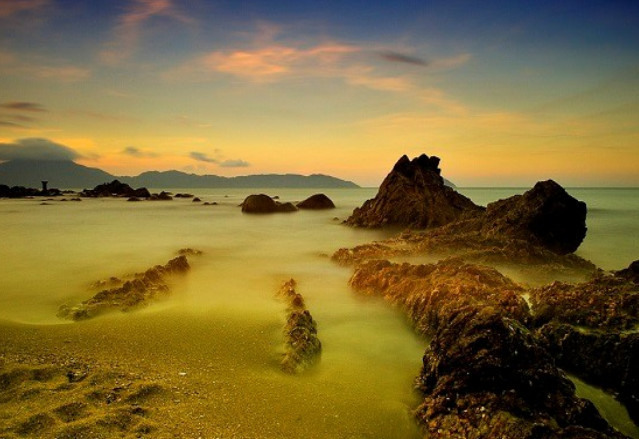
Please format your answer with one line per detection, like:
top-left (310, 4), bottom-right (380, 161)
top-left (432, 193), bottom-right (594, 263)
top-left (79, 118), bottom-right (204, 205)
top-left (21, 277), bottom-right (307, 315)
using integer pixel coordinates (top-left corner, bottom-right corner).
top-left (190, 150), bottom-right (250, 168)
top-left (0, 50), bottom-right (90, 82)
top-left (100, 0), bottom-right (194, 65)
top-left (379, 50), bottom-right (429, 67)
top-left (0, 0), bottom-right (49, 18)
top-left (169, 24), bottom-right (470, 100)
top-left (189, 151), bottom-right (217, 163)
top-left (219, 159), bottom-right (249, 168)
top-left (122, 146), bottom-right (157, 158)
top-left (0, 101), bottom-right (47, 112)
top-left (0, 138), bottom-right (81, 161)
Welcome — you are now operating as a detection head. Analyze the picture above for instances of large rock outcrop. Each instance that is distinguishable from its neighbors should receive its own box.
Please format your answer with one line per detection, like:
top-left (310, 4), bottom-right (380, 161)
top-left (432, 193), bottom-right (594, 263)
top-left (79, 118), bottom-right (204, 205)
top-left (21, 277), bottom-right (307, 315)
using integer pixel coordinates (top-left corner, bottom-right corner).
top-left (348, 259), bottom-right (630, 438)
top-left (479, 180), bottom-right (587, 254)
top-left (416, 306), bottom-right (627, 439)
top-left (345, 154), bottom-right (481, 229)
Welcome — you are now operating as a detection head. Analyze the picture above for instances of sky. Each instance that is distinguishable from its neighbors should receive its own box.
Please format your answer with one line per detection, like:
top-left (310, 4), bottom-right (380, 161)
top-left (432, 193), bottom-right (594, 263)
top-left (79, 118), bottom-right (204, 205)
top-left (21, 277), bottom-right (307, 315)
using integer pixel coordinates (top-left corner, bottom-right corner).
top-left (0, 0), bottom-right (638, 187)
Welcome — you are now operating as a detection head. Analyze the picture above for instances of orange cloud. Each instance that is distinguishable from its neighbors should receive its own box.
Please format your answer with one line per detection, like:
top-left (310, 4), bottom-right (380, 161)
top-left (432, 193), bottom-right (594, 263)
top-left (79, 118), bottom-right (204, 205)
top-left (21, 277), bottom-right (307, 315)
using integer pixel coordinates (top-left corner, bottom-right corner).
top-left (101, 0), bottom-right (194, 65)
top-left (0, 0), bottom-right (49, 18)
top-left (202, 43), bottom-right (359, 81)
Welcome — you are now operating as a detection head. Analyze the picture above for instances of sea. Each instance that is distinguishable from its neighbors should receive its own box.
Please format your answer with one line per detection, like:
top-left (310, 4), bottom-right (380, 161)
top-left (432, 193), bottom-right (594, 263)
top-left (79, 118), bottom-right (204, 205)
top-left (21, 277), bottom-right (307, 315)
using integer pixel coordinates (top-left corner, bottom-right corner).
top-left (0, 187), bottom-right (637, 438)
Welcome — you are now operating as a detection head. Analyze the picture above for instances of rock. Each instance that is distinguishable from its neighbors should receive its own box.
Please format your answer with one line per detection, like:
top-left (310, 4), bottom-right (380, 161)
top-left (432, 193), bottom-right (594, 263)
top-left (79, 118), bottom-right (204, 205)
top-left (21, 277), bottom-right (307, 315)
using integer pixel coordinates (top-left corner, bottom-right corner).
top-left (616, 260), bottom-right (639, 284)
top-left (149, 191), bottom-right (172, 201)
top-left (415, 306), bottom-right (627, 439)
top-left (174, 193), bottom-right (194, 198)
top-left (241, 194), bottom-right (298, 213)
top-left (192, 197), bottom-right (201, 202)
top-left (241, 194), bottom-right (277, 213)
top-left (539, 322), bottom-right (639, 424)
top-left (349, 259), bottom-right (529, 335)
top-left (57, 254), bottom-right (197, 321)
top-left (80, 180), bottom-right (150, 199)
top-left (529, 263), bottom-right (639, 330)
top-left (345, 154), bottom-right (481, 229)
top-left (277, 279), bottom-right (321, 374)
top-left (480, 180), bottom-right (587, 254)
top-left (297, 193), bottom-right (335, 209)
top-left (127, 197), bottom-right (141, 202)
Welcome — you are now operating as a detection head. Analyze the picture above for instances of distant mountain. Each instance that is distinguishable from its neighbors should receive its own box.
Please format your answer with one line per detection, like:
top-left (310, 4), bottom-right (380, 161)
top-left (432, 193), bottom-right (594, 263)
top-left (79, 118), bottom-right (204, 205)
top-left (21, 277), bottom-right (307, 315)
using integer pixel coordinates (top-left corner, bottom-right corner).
top-left (0, 160), bottom-right (360, 189)
top-left (0, 160), bottom-right (114, 188)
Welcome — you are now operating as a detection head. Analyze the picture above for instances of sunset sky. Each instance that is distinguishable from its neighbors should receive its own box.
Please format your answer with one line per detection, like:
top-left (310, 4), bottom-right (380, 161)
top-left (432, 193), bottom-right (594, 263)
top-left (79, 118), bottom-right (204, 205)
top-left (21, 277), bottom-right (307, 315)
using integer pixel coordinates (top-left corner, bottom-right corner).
top-left (1, 0), bottom-right (638, 186)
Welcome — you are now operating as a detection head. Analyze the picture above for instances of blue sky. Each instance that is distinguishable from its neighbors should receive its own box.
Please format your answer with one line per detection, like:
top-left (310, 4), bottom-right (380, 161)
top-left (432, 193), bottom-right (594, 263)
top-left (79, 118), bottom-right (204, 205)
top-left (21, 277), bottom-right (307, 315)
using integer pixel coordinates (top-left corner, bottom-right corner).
top-left (1, 0), bottom-right (638, 186)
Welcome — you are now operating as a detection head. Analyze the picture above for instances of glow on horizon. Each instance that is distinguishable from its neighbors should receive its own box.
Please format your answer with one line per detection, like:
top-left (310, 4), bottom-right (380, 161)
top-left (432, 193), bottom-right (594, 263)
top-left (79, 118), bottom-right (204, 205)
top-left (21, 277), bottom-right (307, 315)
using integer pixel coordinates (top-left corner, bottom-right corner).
top-left (1, 0), bottom-right (638, 187)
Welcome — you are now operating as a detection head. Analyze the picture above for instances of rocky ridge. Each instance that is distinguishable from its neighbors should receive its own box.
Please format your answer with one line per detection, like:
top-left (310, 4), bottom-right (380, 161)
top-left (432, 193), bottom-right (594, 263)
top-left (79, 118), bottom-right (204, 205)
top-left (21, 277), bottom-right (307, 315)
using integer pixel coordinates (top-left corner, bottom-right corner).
top-left (57, 250), bottom-right (200, 321)
top-left (276, 279), bottom-right (322, 374)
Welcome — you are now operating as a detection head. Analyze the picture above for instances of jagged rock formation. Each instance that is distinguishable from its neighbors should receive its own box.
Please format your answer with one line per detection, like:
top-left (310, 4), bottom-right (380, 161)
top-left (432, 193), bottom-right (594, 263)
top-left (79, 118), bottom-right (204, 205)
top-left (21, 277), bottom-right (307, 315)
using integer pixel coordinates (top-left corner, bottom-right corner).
top-left (348, 259), bottom-right (632, 438)
top-left (277, 279), bottom-right (321, 374)
top-left (530, 260), bottom-right (639, 423)
top-left (334, 180), bottom-right (593, 276)
top-left (80, 180), bottom-right (151, 199)
top-left (416, 306), bottom-right (626, 439)
top-left (296, 193), bottom-right (335, 209)
top-left (57, 250), bottom-right (199, 321)
top-left (345, 154), bottom-right (481, 229)
top-left (241, 194), bottom-right (298, 213)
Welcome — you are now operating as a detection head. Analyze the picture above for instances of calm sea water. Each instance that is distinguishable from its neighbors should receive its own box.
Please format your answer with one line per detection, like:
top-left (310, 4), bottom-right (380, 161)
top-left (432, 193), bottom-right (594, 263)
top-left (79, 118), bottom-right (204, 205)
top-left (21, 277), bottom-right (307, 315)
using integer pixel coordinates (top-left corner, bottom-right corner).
top-left (0, 187), bottom-right (637, 437)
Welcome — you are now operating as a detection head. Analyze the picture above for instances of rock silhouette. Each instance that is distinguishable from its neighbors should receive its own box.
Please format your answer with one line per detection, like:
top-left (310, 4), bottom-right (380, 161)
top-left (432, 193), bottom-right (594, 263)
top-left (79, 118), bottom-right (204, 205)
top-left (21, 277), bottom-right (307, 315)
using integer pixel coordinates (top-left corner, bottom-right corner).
top-left (345, 154), bottom-right (481, 228)
top-left (241, 194), bottom-right (298, 213)
top-left (296, 193), bottom-right (335, 209)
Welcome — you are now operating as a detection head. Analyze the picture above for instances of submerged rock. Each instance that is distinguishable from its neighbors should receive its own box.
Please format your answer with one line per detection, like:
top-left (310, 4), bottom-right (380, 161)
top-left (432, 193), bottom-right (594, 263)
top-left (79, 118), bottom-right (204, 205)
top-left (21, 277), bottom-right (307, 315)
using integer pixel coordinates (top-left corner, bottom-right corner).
top-left (277, 279), bottom-right (321, 374)
top-left (241, 194), bottom-right (298, 213)
top-left (345, 154), bottom-right (481, 229)
top-left (297, 194), bottom-right (335, 209)
top-left (57, 251), bottom-right (199, 321)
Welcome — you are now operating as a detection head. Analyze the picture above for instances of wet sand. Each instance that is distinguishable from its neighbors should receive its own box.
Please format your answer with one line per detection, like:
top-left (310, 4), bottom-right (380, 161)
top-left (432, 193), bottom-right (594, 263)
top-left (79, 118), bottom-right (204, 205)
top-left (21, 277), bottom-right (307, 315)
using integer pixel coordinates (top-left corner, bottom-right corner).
top-left (0, 309), bottom-right (422, 439)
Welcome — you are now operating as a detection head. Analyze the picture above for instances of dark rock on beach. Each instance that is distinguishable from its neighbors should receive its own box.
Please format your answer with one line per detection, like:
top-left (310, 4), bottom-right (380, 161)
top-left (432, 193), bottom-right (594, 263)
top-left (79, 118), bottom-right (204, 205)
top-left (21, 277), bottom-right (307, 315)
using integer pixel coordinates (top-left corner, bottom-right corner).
top-left (530, 260), bottom-right (639, 423)
top-left (350, 259), bottom-right (529, 335)
top-left (539, 322), bottom-right (639, 424)
top-left (297, 193), bottom-right (335, 209)
top-left (81, 180), bottom-right (151, 199)
top-left (277, 279), bottom-right (321, 374)
top-left (416, 306), bottom-right (627, 439)
top-left (348, 258), bottom-right (634, 438)
top-left (0, 184), bottom-right (62, 198)
top-left (345, 154), bottom-right (481, 229)
top-left (530, 262), bottom-right (639, 330)
top-left (149, 191), bottom-right (172, 201)
top-left (241, 194), bottom-right (298, 213)
top-left (57, 251), bottom-right (199, 321)
top-left (335, 159), bottom-right (592, 275)
top-left (479, 179), bottom-right (587, 255)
